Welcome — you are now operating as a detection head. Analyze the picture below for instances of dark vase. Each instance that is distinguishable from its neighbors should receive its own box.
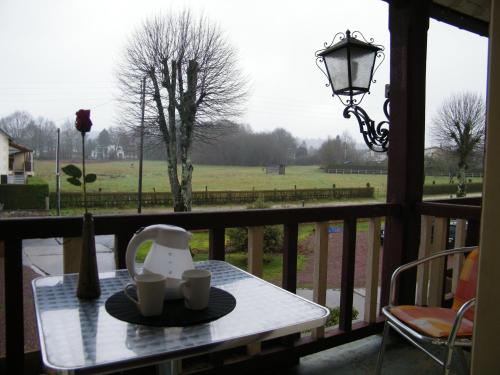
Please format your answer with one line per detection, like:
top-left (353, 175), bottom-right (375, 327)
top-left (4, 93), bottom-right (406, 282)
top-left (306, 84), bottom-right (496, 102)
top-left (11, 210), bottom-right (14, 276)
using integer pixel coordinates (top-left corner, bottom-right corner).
top-left (77, 212), bottom-right (101, 299)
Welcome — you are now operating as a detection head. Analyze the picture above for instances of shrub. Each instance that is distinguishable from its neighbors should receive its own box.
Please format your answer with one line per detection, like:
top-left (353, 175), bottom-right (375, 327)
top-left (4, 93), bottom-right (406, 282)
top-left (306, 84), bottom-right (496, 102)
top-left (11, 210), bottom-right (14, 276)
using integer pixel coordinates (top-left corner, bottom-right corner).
top-left (326, 306), bottom-right (359, 327)
top-left (246, 197), bottom-right (271, 209)
top-left (227, 225), bottom-right (284, 253)
top-left (0, 181), bottom-right (49, 209)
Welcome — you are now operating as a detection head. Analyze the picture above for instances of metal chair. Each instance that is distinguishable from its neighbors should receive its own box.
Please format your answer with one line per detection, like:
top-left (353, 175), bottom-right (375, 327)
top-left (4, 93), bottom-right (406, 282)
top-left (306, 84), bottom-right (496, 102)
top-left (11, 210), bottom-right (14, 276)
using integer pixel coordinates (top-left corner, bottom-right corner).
top-left (376, 246), bottom-right (478, 375)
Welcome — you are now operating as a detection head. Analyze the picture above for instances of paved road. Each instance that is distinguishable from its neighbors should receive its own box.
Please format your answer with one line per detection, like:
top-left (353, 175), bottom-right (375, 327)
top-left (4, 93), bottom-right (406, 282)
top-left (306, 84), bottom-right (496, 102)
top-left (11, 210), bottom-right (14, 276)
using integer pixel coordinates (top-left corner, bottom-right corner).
top-left (23, 235), bottom-right (116, 276)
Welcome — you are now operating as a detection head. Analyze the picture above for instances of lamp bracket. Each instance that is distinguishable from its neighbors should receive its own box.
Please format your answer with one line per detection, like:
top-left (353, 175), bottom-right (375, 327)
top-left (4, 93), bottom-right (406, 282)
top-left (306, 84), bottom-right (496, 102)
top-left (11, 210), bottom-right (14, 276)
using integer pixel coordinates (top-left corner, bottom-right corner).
top-left (343, 98), bottom-right (390, 153)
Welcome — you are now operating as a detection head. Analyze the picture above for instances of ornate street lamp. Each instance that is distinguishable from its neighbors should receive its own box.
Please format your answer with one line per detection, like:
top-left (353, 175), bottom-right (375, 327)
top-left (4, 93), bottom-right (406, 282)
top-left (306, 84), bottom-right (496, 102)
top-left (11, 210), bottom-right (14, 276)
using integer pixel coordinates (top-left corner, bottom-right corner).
top-left (316, 30), bottom-right (390, 152)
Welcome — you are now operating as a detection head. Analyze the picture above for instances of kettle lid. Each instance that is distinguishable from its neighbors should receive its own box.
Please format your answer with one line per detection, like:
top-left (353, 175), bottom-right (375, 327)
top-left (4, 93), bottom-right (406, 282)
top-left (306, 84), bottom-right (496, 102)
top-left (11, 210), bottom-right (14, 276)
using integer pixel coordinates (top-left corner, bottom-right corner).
top-left (144, 224), bottom-right (191, 249)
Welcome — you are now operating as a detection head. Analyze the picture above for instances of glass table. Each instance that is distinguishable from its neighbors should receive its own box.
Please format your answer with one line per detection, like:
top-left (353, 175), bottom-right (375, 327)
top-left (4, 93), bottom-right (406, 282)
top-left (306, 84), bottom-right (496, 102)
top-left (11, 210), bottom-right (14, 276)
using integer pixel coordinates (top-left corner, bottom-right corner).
top-left (32, 260), bottom-right (330, 374)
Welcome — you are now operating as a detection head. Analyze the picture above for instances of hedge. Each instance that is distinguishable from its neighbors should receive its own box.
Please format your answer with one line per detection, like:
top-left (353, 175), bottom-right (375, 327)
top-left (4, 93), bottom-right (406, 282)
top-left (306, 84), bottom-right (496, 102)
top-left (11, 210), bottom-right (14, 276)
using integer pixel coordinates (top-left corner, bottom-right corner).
top-left (0, 182), bottom-right (49, 209)
top-left (50, 187), bottom-right (375, 209)
top-left (423, 182), bottom-right (483, 196)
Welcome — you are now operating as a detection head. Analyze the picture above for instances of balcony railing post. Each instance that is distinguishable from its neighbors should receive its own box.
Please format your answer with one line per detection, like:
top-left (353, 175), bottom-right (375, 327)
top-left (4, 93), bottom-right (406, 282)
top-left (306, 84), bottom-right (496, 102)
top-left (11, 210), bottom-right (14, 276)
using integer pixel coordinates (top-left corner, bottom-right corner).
top-left (209, 228), bottom-right (225, 261)
top-left (5, 238), bottom-right (24, 374)
top-left (282, 223), bottom-right (298, 293)
top-left (340, 219), bottom-right (356, 332)
top-left (115, 231), bottom-right (133, 269)
top-left (247, 226), bottom-right (264, 277)
top-left (416, 215), bottom-right (432, 305)
top-left (364, 218), bottom-right (381, 323)
top-left (312, 222), bottom-right (329, 339)
top-left (451, 219), bottom-right (467, 293)
top-left (63, 237), bottom-right (82, 274)
top-left (428, 217), bottom-right (447, 307)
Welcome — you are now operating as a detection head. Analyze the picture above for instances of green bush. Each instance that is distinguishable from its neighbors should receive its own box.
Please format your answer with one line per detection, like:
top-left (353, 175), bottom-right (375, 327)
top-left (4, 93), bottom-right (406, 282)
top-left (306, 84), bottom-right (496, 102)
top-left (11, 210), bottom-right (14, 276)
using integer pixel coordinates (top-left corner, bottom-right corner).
top-left (227, 225), bottom-right (284, 253)
top-left (0, 181), bottom-right (49, 209)
top-left (326, 306), bottom-right (359, 327)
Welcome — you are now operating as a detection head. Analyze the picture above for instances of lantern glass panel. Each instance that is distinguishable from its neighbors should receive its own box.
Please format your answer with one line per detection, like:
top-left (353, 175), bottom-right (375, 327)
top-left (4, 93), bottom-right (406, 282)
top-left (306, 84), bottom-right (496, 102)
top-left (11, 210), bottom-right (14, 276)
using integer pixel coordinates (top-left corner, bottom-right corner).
top-left (324, 48), bottom-right (349, 94)
top-left (349, 46), bottom-right (377, 92)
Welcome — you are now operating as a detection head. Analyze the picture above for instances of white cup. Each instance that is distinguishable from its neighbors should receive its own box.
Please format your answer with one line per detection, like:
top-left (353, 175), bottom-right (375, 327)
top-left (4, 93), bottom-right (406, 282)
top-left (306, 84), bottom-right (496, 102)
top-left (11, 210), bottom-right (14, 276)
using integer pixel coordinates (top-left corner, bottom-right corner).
top-left (181, 269), bottom-right (211, 310)
top-left (125, 273), bottom-right (166, 317)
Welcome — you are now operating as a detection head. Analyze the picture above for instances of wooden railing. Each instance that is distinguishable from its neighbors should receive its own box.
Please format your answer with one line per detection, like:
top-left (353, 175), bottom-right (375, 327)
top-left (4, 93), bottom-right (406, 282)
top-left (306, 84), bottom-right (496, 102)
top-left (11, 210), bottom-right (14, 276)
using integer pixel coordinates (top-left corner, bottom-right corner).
top-left (415, 198), bottom-right (481, 307)
top-left (0, 203), bottom-right (399, 374)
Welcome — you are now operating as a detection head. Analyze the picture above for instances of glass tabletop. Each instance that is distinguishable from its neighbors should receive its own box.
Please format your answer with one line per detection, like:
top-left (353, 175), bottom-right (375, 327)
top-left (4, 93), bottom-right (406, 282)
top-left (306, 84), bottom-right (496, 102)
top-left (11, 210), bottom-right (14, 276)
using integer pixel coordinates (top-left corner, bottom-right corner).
top-left (32, 260), bottom-right (329, 374)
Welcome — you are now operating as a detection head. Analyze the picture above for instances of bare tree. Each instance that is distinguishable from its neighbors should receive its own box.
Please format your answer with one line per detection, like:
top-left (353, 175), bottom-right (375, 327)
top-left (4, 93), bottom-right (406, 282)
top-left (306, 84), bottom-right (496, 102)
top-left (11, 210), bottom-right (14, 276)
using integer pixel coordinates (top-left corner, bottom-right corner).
top-left (117, 10), bottom-right (247, 211)
top-left (432, 92), bottom-right (485, 197)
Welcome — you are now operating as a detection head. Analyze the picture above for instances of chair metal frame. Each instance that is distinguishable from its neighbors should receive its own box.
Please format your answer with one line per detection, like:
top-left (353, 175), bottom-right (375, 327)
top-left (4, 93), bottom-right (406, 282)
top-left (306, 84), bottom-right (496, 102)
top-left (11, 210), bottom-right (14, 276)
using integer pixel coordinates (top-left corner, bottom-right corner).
top-left (376, 246), bottom-right (477, 375)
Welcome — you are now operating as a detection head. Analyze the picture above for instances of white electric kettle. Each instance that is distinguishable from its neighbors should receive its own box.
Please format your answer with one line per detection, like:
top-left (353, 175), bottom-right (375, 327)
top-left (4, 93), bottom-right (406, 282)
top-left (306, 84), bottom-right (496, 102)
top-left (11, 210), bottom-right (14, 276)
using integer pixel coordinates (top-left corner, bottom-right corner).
top-left (126, 224), bottom-right (194, 299)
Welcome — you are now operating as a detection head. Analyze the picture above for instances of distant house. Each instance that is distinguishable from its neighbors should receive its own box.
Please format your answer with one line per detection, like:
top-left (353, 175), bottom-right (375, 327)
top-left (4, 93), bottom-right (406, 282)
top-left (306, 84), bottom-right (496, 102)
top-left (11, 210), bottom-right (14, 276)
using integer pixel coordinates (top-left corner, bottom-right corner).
top-left (266, 164), bottom-right (286, 175)
top-left (0, 129), bottom-right (34, 184)
top-left (91, 144), bottom-right (135, 160)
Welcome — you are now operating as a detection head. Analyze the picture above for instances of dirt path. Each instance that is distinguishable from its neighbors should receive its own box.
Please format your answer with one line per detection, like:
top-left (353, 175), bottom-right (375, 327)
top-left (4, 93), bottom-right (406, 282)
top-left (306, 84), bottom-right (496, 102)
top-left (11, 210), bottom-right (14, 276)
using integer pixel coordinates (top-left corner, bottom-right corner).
top-left (297, 231), bottom-right (382, 288)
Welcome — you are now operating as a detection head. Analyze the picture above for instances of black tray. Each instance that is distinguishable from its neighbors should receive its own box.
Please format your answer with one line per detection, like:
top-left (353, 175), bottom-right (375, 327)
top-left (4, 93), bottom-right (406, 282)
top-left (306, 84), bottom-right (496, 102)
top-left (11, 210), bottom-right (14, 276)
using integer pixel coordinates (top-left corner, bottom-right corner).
top-left (105, 287), bottom-right (236, 327)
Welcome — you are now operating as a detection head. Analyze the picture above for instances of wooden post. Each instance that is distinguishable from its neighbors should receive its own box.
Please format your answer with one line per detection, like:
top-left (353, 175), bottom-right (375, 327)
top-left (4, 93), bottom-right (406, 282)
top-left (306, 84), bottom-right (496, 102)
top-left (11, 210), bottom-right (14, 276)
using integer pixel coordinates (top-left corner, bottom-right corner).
top-left (340, 219), bottom-right (356, 332)
top-left (415, 215), bottom-right (433, 305)
top-left (282, 223), bottom-right (298, 293)
top-left (115, 231), bottom-right (133, 269)
top-left (451, 219), bottom-right (466, 292)
top-left (247, 226), bottom-right (264, 277)
top-left (209, 228), bottom-right (225, 261)
top-left (381, 0), bottom-right (430, 307)
top-left (312, 221), bottom-right (329, 339)
top-left (5, 238), bottom-right (24, 374)
top-left (428, 217), bottom-right (447, 307)
top-left (63, 237), bottom-right (82, 274)
top-left (473, 2), bottom-right (500, 371)
top-left (364, 218), bottom-right (381, 323)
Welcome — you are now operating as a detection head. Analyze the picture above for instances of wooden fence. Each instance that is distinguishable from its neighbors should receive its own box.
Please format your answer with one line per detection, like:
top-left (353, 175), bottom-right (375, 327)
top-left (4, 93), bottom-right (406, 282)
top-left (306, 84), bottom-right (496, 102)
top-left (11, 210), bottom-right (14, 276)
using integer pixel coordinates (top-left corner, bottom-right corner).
top-left (49, 187), bottom-right (375, 209)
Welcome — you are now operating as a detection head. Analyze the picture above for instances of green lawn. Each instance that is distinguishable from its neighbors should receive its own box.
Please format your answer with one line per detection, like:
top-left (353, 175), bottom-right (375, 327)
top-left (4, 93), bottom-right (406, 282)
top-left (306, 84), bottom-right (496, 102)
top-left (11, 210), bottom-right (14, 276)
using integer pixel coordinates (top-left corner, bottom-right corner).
top-left (34, 160), bottom-right (481, 198)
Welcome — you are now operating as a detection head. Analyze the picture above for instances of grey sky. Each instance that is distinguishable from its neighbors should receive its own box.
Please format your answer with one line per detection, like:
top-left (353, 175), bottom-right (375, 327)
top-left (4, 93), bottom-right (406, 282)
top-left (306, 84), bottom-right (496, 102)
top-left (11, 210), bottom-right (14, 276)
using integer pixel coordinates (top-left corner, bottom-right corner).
top-left (0, 0), bottom-right (488, 146)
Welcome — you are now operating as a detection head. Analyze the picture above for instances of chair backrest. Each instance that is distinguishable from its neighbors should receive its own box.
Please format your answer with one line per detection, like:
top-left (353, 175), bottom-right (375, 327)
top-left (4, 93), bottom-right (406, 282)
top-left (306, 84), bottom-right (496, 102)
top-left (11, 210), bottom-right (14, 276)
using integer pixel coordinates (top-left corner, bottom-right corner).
top-left (452, 247), bottom-right (479, 321)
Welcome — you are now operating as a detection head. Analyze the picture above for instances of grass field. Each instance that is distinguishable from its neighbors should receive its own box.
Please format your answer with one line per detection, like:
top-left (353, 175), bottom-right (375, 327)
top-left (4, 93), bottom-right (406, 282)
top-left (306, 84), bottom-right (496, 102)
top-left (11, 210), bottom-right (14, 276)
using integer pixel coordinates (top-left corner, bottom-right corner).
top-left (34, 160), bottom-right (481, 198)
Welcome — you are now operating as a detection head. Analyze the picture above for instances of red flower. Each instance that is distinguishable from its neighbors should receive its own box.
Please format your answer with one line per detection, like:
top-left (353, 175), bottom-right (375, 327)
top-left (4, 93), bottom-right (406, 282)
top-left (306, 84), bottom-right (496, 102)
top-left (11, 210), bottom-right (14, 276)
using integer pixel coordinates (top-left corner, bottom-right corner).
top-left (75, 109), bottom-right (92, 133)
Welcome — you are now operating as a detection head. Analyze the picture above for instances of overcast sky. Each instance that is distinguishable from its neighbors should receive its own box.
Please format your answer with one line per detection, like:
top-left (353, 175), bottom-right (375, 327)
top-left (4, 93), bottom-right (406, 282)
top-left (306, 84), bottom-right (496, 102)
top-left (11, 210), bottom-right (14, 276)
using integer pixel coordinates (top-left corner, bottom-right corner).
top-left (0, 0), bottom-right (489, 147)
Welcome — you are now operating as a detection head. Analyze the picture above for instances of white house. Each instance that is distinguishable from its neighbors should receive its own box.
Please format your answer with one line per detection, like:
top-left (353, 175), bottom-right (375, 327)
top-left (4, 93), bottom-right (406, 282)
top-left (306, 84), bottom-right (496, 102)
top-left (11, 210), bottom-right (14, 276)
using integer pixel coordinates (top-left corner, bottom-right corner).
top-left (0, 129), bottom-right (9, 176)
top-left (0, 129), bottom-right (34, 184)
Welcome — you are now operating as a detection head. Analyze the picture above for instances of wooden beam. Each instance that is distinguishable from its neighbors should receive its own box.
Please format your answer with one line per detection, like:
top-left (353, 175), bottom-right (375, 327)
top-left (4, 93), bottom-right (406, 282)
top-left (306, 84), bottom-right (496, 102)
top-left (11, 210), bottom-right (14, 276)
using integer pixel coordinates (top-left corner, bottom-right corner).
top-left (429, 2), bottom-right (488, 37)
top-left (472, 2), bottom-right (500, 371)
top-left (380, 1), bottom-right (488, 37)
top-left (381, 0), bottom-right (430, 307)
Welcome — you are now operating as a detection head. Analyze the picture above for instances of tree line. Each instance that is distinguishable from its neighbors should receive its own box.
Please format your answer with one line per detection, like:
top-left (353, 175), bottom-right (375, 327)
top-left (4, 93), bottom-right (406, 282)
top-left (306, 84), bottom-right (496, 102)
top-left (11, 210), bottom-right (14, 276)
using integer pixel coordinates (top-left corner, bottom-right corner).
top-left (0, 110), bottom-right (375, 167)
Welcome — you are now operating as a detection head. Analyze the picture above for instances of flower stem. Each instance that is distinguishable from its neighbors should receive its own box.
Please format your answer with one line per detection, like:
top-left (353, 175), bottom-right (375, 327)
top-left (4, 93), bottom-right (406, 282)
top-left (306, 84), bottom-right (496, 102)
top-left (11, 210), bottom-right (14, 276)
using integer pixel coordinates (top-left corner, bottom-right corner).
top-left (82, 133), bottom-right (87, 214)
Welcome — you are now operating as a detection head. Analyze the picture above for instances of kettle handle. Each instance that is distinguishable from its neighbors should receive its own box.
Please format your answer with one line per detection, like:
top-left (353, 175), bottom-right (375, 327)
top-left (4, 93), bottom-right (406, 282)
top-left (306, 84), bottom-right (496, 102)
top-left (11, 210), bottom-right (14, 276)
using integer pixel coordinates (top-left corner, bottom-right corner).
top-left (126, 227), bottom-right (157, 278)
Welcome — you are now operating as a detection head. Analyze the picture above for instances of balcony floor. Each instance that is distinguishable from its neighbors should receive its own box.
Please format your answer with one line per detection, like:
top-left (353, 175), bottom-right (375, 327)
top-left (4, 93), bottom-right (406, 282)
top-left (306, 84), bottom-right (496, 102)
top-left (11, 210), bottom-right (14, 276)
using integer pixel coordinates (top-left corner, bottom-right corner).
top-left (264, 334), bottom-right (469, 375)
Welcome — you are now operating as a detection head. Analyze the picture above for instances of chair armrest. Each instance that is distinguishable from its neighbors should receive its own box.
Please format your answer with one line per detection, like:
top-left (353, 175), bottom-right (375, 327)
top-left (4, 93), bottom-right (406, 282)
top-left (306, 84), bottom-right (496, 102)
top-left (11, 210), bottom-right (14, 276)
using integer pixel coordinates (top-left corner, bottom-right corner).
top-left (448, 298), bottom-right (475, 347)
top-left (389, 246), bottom-right (476, 306)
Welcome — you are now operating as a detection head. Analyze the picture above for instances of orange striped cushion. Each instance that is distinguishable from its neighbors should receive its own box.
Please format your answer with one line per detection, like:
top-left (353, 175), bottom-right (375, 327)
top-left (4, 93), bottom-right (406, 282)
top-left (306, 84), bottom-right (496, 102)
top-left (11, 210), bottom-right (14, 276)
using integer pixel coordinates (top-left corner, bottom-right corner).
top-left (390, 305), bottom-right (474, 338)
top-left (452, 248), bottom-right (479, 321)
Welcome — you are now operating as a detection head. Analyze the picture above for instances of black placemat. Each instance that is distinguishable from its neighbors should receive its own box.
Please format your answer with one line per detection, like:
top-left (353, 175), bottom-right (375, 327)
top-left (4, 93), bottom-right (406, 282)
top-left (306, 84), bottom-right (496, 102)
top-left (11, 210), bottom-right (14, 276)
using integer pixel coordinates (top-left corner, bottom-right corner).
top-left (105, 287), bottom-right (236, 327)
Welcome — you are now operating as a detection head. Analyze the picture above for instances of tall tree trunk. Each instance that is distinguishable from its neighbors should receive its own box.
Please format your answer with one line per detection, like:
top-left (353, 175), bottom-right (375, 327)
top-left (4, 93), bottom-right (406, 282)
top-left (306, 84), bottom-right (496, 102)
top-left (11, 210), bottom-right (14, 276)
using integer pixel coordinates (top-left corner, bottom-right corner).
top-left (178, 60), bottom-right (198, 212)
top-left (456, 161), bottom-right (467, 197)
top-left (156, 61), bottom-right (184, 212)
